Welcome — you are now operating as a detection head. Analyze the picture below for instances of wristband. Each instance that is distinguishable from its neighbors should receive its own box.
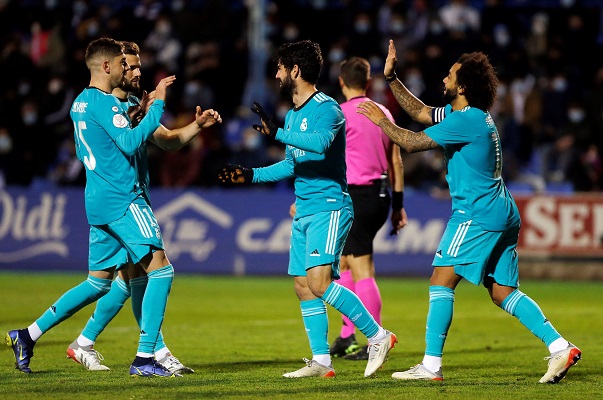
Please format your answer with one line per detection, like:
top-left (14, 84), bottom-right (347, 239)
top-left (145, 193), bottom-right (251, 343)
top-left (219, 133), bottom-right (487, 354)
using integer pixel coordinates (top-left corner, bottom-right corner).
top-left (242, 167), bottom-right (254, 183)
top-left (392, 191), bottom-right (403, 210)
top-left (385, 73), bottom-right (397, 83)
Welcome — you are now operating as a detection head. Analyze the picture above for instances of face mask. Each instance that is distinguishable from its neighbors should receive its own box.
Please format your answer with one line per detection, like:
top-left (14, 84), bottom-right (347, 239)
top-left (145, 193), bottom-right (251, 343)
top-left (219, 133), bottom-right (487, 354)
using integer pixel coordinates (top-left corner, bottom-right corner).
top-left (73, 0), bottom-right (87, 14)
top-left (311, 0), bottom-right (327, 9)
top-left (18, 81), bottom-right (31, 96)
top-left (171, 0), bottom-right (184, 11)
top-left (328, 49), bottom-right (344, 63)
top-left (156, 22), bottom-right (171, 35)
top-left (568, 109), bottom-right (585, 123)
top-left (430, 21), bottom-right (443, 35)
top-left (277, 106), bottom-right (289, 121)
top-left (369, 55), bottom-right (382, 72)
top-left (354, 21), bottom-right (370, 34)
top-left (87, 22), bottom-right (99, 37)
top-left (283, 26), bottom-right (299, 41)
top-left (406, 73), bottom-right (425, 94)
top-left (184, 81), bottom-right (200, 96)
top-left (22, 111), bottom-right (38, 126)
top-left (532, 14), bottom-right (548, 35)
top-left (243, 133), bottom-right (261, 150)
top-left (390, 21), bottom-right (405, 34)
top-left (494, 24), bottom-right (510, 47)
top-left (372, 79), bottom-right (386, 92)
top-left (0, 134), bottom-right (12, 154)
top-left (552, 77), bottom-right (567, 92)
top-left (48, 79), bottom-right (62, 94)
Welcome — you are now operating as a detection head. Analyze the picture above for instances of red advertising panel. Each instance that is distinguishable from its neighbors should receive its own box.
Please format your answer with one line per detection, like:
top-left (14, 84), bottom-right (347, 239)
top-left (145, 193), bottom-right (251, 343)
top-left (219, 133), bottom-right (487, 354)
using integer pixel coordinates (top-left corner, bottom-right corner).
top-left (515, 195), bottom-right (603, 257)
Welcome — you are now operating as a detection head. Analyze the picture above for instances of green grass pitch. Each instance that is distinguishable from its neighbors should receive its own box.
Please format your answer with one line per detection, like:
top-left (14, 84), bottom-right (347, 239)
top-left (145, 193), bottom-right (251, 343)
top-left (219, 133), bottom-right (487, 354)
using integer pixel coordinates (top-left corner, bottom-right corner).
top-left (1, 272), bottom-right (601, 399)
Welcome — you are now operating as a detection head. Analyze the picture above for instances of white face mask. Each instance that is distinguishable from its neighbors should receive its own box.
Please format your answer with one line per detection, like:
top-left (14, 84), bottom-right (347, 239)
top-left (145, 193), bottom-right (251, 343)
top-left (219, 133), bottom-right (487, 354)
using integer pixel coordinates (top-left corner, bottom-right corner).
top-left (243, 133), bottom-right (261, 150)
top-left (48, 78), bottom-right (62, 95)
top-left (328, 49), bottom-right (344, 63)
top-left (0, 133), bottom-right (12, 154)
top-left (551, 77), bottom-right (567, 92)
top-left (494, 24), bottom-right (510, 47)
top-left (568, 109), bottom-right (585, 123)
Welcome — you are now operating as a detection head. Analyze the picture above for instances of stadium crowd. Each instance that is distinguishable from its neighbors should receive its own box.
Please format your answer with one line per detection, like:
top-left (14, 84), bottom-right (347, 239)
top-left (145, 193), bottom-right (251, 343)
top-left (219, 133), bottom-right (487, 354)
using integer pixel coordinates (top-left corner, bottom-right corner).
top-left (1, 0), bottom-right (602, 193)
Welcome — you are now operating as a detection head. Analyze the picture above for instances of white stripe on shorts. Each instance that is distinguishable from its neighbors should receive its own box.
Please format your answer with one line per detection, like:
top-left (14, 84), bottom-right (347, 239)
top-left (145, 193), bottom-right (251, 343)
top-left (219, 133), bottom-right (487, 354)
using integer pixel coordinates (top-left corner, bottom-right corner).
top-left (447, 220), bottom-right (472, 257)
top-left (130, 203), bottom-right (152, 238)
top-left (325, 210), bottom-right (340, 255)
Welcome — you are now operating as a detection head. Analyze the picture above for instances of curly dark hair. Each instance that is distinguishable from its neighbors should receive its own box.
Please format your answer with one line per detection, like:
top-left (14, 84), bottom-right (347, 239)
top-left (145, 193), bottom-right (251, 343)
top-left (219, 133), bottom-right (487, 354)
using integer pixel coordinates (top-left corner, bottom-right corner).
top-left (274, 40), bottom-right (323, 85)
top-left (456, 52), bottom-right (499, 111)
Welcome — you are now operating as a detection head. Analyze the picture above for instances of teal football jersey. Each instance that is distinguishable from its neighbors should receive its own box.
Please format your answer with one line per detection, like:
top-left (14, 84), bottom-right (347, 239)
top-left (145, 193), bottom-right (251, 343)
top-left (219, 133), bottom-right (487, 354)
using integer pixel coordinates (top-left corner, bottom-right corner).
top-left (425, 105), bottom-right (520, 231)
top-left (118, 95), bottom-right (151, 205)
top-left (70, 87), bottom-right (164, 225)
top-left (252, 92), bottom-right (351, 217)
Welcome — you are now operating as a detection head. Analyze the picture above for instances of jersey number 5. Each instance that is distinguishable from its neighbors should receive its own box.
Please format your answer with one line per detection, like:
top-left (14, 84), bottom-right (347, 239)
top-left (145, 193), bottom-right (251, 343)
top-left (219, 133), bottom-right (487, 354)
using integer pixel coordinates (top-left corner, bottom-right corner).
top-left (74, 121), bottom-right (97, 171)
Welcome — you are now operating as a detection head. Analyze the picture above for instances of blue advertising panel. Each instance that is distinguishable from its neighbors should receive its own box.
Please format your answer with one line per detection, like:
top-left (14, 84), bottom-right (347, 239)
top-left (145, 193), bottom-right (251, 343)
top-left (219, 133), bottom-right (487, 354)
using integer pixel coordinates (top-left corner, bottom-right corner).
top-left (0, 185), bottom-right (452, 276)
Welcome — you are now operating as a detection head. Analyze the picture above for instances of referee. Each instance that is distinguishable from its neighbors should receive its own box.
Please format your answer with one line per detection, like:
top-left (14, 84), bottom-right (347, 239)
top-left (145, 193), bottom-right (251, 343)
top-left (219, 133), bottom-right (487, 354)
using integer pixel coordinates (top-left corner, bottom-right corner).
top-left (329, 57), bottom-right (407, 360)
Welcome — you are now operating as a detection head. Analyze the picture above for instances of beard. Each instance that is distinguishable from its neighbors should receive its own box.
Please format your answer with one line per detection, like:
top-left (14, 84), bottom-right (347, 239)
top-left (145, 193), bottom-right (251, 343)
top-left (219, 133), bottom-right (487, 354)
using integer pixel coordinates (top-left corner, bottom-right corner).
top-left (442, 86), bottom-right (458, 104)
top-left (122, 79), bottom-right (140, 94)
top-left (279, 75), bottom-right (295, 99)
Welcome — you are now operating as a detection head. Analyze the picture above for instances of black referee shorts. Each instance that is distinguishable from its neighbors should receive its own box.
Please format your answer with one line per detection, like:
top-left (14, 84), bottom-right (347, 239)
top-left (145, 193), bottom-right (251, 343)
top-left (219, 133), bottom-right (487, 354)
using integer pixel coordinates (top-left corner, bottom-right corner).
top-left (342, 183), bottom-right (390, 257)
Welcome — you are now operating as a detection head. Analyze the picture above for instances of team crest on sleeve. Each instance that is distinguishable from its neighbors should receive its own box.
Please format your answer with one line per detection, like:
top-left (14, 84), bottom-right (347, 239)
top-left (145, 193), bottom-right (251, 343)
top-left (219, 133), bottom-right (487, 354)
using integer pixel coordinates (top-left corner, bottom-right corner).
top-left (112, 106), bottom-right (119, 112)
top-left (300, 118), bottom-right (308, 131)
top-left (113, 114), bottom-right (128, 128)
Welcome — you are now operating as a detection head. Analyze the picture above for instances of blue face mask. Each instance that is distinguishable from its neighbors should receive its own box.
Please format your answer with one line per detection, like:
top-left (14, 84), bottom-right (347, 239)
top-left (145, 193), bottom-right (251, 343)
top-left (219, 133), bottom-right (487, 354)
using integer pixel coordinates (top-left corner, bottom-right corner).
top-left (22, 112), bottom-right (38, 126)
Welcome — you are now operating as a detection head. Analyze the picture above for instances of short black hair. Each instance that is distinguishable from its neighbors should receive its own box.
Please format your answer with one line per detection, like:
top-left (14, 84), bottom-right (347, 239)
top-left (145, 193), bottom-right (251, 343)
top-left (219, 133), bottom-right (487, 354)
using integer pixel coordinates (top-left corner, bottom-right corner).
top-left (84, 37), bottom-right (123, 69)
top-left (456, 52), bottom-right (499, 111)
top-left (274, 40), bottom-right (323, 85)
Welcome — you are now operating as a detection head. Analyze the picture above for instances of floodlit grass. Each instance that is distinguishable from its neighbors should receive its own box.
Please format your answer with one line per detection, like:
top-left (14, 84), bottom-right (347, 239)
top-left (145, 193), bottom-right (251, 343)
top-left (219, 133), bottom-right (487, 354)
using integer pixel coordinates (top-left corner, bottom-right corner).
top-left (1, 272), bottom-right (601, 399)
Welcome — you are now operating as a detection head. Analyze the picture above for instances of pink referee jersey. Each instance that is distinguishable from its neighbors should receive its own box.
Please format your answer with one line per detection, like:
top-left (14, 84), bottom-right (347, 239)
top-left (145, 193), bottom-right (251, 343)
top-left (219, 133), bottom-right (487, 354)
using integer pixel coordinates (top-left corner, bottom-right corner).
top-left (340, 96), bottom-right (395, 185)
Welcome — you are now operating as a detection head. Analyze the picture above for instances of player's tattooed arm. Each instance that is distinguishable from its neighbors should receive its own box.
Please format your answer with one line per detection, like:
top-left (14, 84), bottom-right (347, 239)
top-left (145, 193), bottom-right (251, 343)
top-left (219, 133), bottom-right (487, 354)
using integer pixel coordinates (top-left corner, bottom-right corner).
top-left (356, 100), bottom-right (440, 153)
top-left (389, 80), bottom-right (434, 126)
top-left (378, 118), bottom-right (440, 153)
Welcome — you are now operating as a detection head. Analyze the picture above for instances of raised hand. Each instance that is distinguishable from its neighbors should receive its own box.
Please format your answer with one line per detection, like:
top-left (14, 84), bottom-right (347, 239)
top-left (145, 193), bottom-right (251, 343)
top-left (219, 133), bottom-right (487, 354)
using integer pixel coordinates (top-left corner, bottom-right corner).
top-left (251, 102), bottom-right (278, 138)
top-left (154, 75), bottom-right (176, 102)
top-left (384, 39), bottom-right (398, 81)
top-left (195, 106), bottom-right (223, 129)
top-left (217, 163), bottom-right (253, 185)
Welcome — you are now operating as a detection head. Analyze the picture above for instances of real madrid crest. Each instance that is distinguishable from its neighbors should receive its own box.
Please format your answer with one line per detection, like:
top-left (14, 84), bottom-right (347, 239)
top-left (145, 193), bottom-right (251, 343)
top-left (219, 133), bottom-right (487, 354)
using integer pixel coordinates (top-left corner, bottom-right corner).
top-left (300, 118), bottom-right (307, 132)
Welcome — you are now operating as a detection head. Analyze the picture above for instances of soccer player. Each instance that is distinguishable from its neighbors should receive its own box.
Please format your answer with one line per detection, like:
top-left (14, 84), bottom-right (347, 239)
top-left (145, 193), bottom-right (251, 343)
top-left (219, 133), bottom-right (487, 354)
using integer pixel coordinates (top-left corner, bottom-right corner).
top-left (329, 56), bottom-right (407, 361)
top-left (218, 40), bottom-right (397, 378)
top-left (357, 39), bottom-right (581, 383)
top-left (6, 38), bottom-right (179, 377)
top-left (65, 41), bottom-right (222, 374)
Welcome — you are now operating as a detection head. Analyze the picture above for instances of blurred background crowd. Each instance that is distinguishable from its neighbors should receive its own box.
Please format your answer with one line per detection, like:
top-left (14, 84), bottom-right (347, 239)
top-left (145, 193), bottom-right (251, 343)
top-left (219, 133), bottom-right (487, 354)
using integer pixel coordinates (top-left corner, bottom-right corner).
top-left (1, 0), bottom-right (602, 195)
